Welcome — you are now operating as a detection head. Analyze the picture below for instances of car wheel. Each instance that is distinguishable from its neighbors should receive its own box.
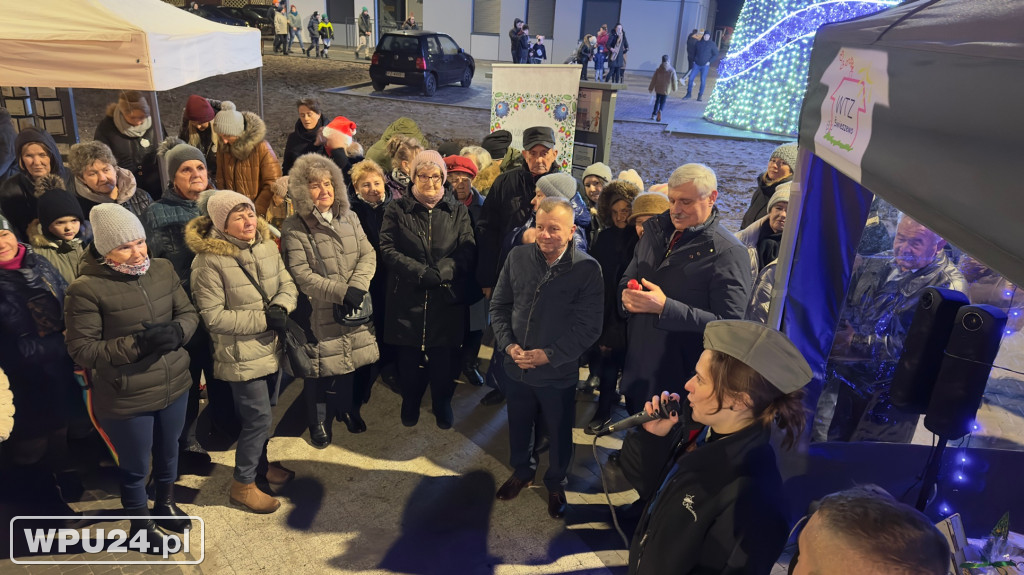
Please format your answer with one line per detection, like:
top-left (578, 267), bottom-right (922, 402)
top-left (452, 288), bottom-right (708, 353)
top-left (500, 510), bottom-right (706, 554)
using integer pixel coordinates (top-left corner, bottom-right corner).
top-left (422, 73), bottom-right (437, 97)
top-left (372, 79), bottom-right (387, 92)
top-left (460, 67), bottom-right (473, 88)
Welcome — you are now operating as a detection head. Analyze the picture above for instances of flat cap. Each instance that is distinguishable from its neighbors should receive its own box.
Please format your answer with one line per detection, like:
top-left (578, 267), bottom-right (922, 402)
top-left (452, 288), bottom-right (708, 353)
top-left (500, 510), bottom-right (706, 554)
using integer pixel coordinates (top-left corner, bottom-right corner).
top-left (522, 126), bottom-right (556, 150)
top-left (703, 320), bottom-right (812, 394)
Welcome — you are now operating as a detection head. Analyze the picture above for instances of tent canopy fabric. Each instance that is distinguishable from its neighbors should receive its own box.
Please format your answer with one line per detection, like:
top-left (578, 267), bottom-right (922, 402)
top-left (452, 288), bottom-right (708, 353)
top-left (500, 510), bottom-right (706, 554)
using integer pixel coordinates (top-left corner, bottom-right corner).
top-left (0, 0), bottom-right (262, 92)
top-left (797, 0), bottom-right (1024, 288)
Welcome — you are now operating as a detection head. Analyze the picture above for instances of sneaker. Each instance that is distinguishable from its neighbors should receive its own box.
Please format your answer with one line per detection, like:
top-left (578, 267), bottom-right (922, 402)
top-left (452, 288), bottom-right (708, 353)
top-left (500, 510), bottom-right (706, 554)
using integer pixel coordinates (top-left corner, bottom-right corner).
top-left (682, 93), bottom-right (692, 100)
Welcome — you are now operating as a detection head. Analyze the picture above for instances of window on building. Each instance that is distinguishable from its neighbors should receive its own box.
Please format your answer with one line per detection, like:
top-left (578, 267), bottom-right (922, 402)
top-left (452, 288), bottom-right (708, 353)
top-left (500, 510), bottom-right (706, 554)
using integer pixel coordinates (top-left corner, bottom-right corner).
top-left (527, 0), bottom-right (556, 39)
top-left (473, 0), bottom-right (501, 35)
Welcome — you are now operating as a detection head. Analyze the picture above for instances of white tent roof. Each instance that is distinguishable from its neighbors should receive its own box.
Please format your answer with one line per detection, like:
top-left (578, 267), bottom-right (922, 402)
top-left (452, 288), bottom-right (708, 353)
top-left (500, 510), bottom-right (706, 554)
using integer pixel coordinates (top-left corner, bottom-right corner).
top-left (0, 0), bottom-right (262, 92)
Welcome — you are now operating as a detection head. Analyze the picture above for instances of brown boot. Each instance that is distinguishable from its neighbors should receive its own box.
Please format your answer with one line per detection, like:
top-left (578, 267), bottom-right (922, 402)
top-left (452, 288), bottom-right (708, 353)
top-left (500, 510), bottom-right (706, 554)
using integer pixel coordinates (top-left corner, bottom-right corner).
top-left (263, 462), bottom-right (295, 485)
top-left (229, 480), bottom-right (280, 514)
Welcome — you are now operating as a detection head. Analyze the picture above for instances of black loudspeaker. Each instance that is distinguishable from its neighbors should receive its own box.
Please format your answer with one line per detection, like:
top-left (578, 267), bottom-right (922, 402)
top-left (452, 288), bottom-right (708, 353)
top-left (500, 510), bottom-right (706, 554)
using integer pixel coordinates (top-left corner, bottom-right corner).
top-left (924, 304), bottom-right (1007, 440)
top-left (890, 288), bottom-right (970, 413)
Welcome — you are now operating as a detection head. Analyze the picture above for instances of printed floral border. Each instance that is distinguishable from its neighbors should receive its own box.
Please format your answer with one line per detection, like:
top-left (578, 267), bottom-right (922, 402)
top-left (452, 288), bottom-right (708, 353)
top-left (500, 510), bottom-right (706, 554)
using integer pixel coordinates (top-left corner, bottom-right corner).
top-left (490, 91), bottom-right (577, 171)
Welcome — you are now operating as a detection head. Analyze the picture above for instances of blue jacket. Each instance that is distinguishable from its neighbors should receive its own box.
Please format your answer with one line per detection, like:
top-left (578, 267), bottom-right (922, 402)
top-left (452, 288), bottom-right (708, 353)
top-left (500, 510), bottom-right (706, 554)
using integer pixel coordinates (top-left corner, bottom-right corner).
top-left (490, 239), bottom-right (603, 387)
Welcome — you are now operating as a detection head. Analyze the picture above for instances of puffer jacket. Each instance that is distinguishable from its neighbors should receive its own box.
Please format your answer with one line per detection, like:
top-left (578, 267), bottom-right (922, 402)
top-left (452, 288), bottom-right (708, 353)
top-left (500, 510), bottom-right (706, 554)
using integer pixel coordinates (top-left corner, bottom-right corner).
top-left (215, 111), bottom-right (281, 218)
top-left (0, 368), bottom-right (12, 441)
top-left (648, 62), bottom-right (678, 95)
top-left (0, 245), bottom-right (75, 439)
top-left (26, 218), bottom-right (92, 283)
top-left (739, 172), bottom-right (792, 230)
top-left (93, 105), bottom-right (163, 198)
top-left (380, 191), bottom-right (476, 348)
top-left (187, 216), bottom-right (297, 382)
top-left (64, 250), bottom-right (199, 420)
top-left (0, 127), bottom-right (72, 240)
top-left (140, 185), bottom-right (207, 297)
top-left (282, 115), bottom-right (327, 174)
top-left (72, 166), bottom-right (153, 219)
top-left (364, 117), bottom-right (427, 173)
top-left (281, 154), bottom-right (379, 376)
top-left (735, 214), bottom-right (770, 281)
top-left (744, 261), bottom-right (776, 324)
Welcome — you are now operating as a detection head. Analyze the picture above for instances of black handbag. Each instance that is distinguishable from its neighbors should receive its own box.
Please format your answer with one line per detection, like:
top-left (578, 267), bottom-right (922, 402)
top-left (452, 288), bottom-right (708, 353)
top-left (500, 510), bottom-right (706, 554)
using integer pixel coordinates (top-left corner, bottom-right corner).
top-left (299, 217), bottom-right (373, 327)
top-left (236, 263), bottom-right (314, 378)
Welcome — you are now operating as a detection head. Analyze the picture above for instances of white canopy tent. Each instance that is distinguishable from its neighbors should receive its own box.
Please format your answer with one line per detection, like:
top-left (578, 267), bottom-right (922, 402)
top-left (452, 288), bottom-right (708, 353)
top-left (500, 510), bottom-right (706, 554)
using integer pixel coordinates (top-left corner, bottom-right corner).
top-left (0, 0), bottom-right (262, 92)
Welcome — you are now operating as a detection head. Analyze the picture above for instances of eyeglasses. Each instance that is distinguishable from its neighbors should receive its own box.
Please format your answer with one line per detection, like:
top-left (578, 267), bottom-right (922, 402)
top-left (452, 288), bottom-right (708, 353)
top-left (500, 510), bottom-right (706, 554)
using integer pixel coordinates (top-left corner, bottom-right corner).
top-left (416, 174), bottom-right (443, 185)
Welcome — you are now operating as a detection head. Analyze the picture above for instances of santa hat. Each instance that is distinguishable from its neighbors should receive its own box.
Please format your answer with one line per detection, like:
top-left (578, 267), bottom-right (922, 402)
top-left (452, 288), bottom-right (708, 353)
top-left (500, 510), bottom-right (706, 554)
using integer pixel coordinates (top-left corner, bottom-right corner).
top-left (322, 116), bottom-right (357, 147)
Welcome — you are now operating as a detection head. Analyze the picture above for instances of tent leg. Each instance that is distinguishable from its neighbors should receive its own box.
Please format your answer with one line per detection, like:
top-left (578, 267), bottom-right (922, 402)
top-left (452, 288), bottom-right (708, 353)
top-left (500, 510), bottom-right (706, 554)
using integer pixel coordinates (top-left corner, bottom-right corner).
top-left (149, 91), bottom-right (168, 191)
top-left (257, 67), bottom-right (265, 119)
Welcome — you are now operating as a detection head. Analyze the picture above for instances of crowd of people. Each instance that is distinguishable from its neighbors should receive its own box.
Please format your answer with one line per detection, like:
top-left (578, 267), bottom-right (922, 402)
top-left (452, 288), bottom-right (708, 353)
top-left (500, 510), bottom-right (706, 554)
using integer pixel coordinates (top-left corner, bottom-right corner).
top-left (0, 88), bottom-right (986, 572)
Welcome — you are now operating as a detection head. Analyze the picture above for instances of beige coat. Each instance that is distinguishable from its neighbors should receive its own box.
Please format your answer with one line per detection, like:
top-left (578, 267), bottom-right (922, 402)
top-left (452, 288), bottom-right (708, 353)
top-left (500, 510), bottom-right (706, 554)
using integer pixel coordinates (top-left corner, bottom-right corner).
top-left (280, 154), bottom-right (379, 377)
top-left (215, 112), bottom-right (282, 218)
top-left (649, 62), bottom-right (679, 96)
top-left (0, 368), bottom-right (13, 441)
top-left (187, 217), bottom-right (298, 382)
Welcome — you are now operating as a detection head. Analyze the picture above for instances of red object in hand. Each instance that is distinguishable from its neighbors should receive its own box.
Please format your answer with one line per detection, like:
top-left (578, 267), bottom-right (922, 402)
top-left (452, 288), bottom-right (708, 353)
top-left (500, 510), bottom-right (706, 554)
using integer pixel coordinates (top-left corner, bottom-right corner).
top-left (627, 279), bottom-right (642, 291)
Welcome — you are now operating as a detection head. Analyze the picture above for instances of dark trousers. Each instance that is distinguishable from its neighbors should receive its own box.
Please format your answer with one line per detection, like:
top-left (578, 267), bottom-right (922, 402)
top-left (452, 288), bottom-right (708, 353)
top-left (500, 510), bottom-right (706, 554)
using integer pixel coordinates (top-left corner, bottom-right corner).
top-left (98, 392), bottom-right (188, 509)
top-left (274, 33), bottom-right (288, 53)
top-left (652, 94), bottom-right (667, 116)
top-left (304, 373), bottom-right (356, 425)
top-left (591, 348), bottom-right (624, 422)
top-left (226, 375), bottom-right (277, 484)
top-left (506, 379), bottom-right (576, 491)
top-left (396, 345), bottom-right (456, 418)
top-left (179, 326), bottom-right (215, 448)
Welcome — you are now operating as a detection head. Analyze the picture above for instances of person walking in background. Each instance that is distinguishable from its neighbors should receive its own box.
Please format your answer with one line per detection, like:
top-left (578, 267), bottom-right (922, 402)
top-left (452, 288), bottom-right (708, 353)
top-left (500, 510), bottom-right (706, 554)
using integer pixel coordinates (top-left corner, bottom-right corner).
top-left (318, 14), bottom-right (334, 58)
top-left (281, 154), bottom-right (379, 445)
top-left (287, 4), bottom-right (305, 55)
top-left (684, 32), bottom-right (719, 101)
top-left (648, 55), bottom-right (678, 122)
top-left (683, 29), bottom-right (700, 80)
top-left (509, 18), bottom-right (524, 63)
top-left (273, 5), bottom-right (290, 55)
top-left (187, 190), bottom-right (298, 513)
top-left (401, 13), bottom-right (417, 30)
top-left (607, 24), bottom-right (628, 83)
top-left (213, 102), bottom-right (282, 218)
top-left (305, 11), bottom-right (320, 57)
top-left (355, 7), bottom-right (372, 60)
top-left (92, 91), bottom-right (163, 199)
top-left (64, 204), bottom-right (199, 551)
top-left (595, 25), bottom-right (609, 81)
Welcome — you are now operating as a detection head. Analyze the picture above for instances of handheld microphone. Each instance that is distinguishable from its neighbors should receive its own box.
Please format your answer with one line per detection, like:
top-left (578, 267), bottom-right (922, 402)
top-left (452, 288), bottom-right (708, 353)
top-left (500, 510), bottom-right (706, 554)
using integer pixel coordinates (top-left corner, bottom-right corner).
top-left (594, 397), bottom-right (681, 437)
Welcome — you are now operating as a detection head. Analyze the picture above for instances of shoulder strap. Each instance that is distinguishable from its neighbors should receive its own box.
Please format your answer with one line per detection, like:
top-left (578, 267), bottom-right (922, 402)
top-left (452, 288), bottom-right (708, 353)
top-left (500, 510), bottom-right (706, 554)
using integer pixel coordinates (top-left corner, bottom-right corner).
top-left (236, 261), bottom-right (271, 308)
top-left (298, 215), bottom-right (332, 277)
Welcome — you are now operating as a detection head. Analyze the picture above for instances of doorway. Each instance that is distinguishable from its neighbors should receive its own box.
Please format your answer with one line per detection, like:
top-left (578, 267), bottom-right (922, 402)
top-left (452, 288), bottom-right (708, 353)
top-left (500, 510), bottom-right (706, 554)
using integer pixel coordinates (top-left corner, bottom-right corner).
top-left (581, 0), bottom-right (620, 42)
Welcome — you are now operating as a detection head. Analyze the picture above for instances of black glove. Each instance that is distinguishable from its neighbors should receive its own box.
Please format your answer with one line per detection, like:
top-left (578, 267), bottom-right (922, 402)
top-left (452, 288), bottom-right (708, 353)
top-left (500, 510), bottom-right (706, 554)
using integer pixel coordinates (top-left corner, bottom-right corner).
top-left (137, 321), bottom-right (184, 357)
top-left (266, 305), bottom-right (289, 332)
top-left (343, 287), bottom-right (367, 314)
top-left (419, 268), bottom-right (442, 289)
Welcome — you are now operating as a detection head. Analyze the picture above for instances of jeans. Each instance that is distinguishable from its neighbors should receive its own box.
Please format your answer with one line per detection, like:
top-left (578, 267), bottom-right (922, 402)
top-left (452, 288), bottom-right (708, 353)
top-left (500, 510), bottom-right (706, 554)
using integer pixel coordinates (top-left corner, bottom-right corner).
top-left (505, 379), bottom-right (576, 491)
top-left (288, 28), bottom-right (304, 51)
top-left (98, 392), bottom-right (187, 509)
top-left (580, 59), bottom-right (589, 80)
top-left (652, 94), bottom-right (667, 117)
top-left (687, 63), bottom-right (710, 98)
top-left (226, 376), bottom-right (276, 483)
top-left (594, 52), bottom-right (605, 81)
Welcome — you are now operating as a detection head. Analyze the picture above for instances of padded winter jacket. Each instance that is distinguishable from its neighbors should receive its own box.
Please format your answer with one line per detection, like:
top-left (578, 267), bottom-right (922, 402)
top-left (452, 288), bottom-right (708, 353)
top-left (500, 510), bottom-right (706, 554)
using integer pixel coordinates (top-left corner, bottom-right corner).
top-left (64, 250), bottom-right (198, 419)
top-left (215, 111), bottom-right (282, 218)
top-left (27, 219), bottom-right (91, 284)
top-left (187, 217), bottom-right (297, 382)
top-left (140, 186), bottom-right (206, 297)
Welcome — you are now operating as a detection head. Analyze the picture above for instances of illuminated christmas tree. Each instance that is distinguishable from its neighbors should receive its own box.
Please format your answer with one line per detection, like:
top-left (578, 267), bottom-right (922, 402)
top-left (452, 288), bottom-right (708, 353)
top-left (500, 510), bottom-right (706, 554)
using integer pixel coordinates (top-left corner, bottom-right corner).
top-left (704, 0), bottom-right (900, 136)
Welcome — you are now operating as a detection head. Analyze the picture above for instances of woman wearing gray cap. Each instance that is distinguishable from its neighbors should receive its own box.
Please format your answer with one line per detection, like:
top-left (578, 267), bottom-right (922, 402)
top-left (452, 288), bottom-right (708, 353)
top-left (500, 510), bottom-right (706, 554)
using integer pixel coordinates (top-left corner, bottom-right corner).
top-left (620, 319), bottom-right (811, 575)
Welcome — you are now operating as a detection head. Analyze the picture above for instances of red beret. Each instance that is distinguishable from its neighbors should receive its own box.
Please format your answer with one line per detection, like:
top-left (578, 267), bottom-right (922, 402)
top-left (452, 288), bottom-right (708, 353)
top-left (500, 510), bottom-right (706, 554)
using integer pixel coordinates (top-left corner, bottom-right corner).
top-left (444, 155), bottom-right (478, 178)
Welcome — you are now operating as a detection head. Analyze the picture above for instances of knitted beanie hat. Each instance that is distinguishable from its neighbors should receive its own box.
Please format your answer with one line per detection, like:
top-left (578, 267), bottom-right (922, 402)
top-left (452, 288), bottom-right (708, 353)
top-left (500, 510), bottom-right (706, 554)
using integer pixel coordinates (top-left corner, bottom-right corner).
top-left (158, 137), bottom-right (207, 180)
top-left (184, 95), bottom-right (215, 123)
top-left (537, 172), bottom-right (578, 201)
top-left (768, 182), bottom-right (791, 211)
top-left (91, 203), bottom-right (146, 256)
top-left (582, 162), bottom-right (612, 183)
top-left (35, 174), bottom-right (84, 231)
top-left (617, 169), bottom-right (645, 192)
top-left (213, 101), bottom-right (245, 137)
top-left (207, 190), bottom-right (256, 233)
top-left (408, 150), bottom-right (447, 183)
top-left (629, 191), bottom-right (671, 223)
top-left (770, 143), bottom-right (798, 171)
top-left (0, 213), bottom-right (12, 233)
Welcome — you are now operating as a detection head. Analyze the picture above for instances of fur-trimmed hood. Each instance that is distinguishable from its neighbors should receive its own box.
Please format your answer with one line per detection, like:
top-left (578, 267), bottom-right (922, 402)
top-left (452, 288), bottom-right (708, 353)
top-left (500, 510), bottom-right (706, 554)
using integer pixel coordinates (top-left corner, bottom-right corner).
top-left (286, 153), bottom-right (350, 218)
top-left (184, 214), bottom-right (274, 257)
top-left (26, 218), bottom-right (93, 249)
top-left (223, 111), bottom-right (268, 161)
top-left (597, 179), bottom-right (641, 228)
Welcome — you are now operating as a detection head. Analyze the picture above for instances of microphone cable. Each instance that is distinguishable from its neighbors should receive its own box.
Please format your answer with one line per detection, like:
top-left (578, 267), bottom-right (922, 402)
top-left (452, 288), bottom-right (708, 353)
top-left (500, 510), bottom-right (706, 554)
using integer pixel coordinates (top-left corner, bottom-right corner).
top-left (592, 434), bottom-right (632, 549)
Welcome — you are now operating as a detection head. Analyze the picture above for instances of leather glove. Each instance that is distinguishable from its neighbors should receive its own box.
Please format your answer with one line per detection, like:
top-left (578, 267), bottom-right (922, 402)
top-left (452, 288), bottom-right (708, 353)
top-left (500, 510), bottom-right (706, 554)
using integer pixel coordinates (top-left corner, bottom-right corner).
top-left (266, 305), bottom-right (289, 332)
top-left (419, 268), bottom-right (442, 289)
top-left (137, 321), bottom-right (184, 357)
top-left (343, 287), bottom-right (366, 314)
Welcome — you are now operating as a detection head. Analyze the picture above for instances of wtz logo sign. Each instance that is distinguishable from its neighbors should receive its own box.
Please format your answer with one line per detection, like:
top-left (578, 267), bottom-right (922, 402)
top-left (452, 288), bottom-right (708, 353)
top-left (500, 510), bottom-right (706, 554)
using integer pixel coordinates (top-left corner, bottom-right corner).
top-left (10, 516), bottom-right (205, 565)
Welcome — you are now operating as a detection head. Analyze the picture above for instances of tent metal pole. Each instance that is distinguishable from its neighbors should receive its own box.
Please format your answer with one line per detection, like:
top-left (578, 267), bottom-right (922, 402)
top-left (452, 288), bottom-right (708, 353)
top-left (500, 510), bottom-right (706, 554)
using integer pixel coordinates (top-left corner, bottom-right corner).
top-left (257, 67), bottom-right (265, 118)
top-left (149, 91), bottom-right (168, 191)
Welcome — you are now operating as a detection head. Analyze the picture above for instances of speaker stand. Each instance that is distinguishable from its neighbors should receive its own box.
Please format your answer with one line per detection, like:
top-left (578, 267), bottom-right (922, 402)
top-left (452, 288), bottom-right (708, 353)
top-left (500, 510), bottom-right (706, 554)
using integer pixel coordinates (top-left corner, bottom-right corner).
top-left (916, 436), bottom-right (948, 512)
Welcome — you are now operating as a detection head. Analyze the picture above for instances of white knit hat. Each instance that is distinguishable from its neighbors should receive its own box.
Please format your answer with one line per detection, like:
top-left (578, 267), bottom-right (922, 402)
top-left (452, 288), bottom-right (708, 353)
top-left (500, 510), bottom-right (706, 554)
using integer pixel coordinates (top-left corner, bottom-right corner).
top-left (213, 101), bottom-right (245, 137)
top-left (91, 203), bottom-right (146, 256)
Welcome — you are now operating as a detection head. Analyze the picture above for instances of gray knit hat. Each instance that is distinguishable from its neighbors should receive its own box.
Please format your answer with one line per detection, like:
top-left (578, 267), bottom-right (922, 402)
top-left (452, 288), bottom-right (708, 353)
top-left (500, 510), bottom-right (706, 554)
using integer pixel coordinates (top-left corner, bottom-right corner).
top-left (91, 203), bottom-right (146, 256)
top-left (770, 143), bottom-right (798, 171)
top-left (768, 182), bottom-right (791, 211)
top-left (207, 190), bottom-right (255, 233)
top-left (158, 137), bottom-right (207, 180)
top-left (582, 162), bottom-right (611, 183)
top-left (213, 101), bottom-right (245, 137)
top-left (537, 172), bottom-right (577, 201)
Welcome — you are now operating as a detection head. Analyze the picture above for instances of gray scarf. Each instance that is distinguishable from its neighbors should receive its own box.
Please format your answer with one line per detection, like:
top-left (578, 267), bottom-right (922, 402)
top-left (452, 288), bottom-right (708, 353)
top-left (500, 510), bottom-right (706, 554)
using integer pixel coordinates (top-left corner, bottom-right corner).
top-left (113, 109), bottom-right (153, 139)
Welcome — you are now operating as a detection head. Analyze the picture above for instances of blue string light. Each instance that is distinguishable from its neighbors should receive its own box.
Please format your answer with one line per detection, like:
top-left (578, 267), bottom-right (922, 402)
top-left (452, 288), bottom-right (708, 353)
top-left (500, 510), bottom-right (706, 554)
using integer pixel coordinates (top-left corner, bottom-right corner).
top-left (705, 0), bottom-right (900, 136)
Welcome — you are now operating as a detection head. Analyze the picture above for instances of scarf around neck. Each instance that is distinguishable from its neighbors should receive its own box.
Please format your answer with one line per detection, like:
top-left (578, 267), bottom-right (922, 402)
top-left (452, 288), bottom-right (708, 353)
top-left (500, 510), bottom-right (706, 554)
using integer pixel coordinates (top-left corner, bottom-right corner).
top-left (113, 110), bottom-right (153, 139)
top-left (0, 244), bottom-right (27, 270)
top-left (105, 256), bottom-right (151, 276)
top-left (391, 168), bottom-right (411, 187)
